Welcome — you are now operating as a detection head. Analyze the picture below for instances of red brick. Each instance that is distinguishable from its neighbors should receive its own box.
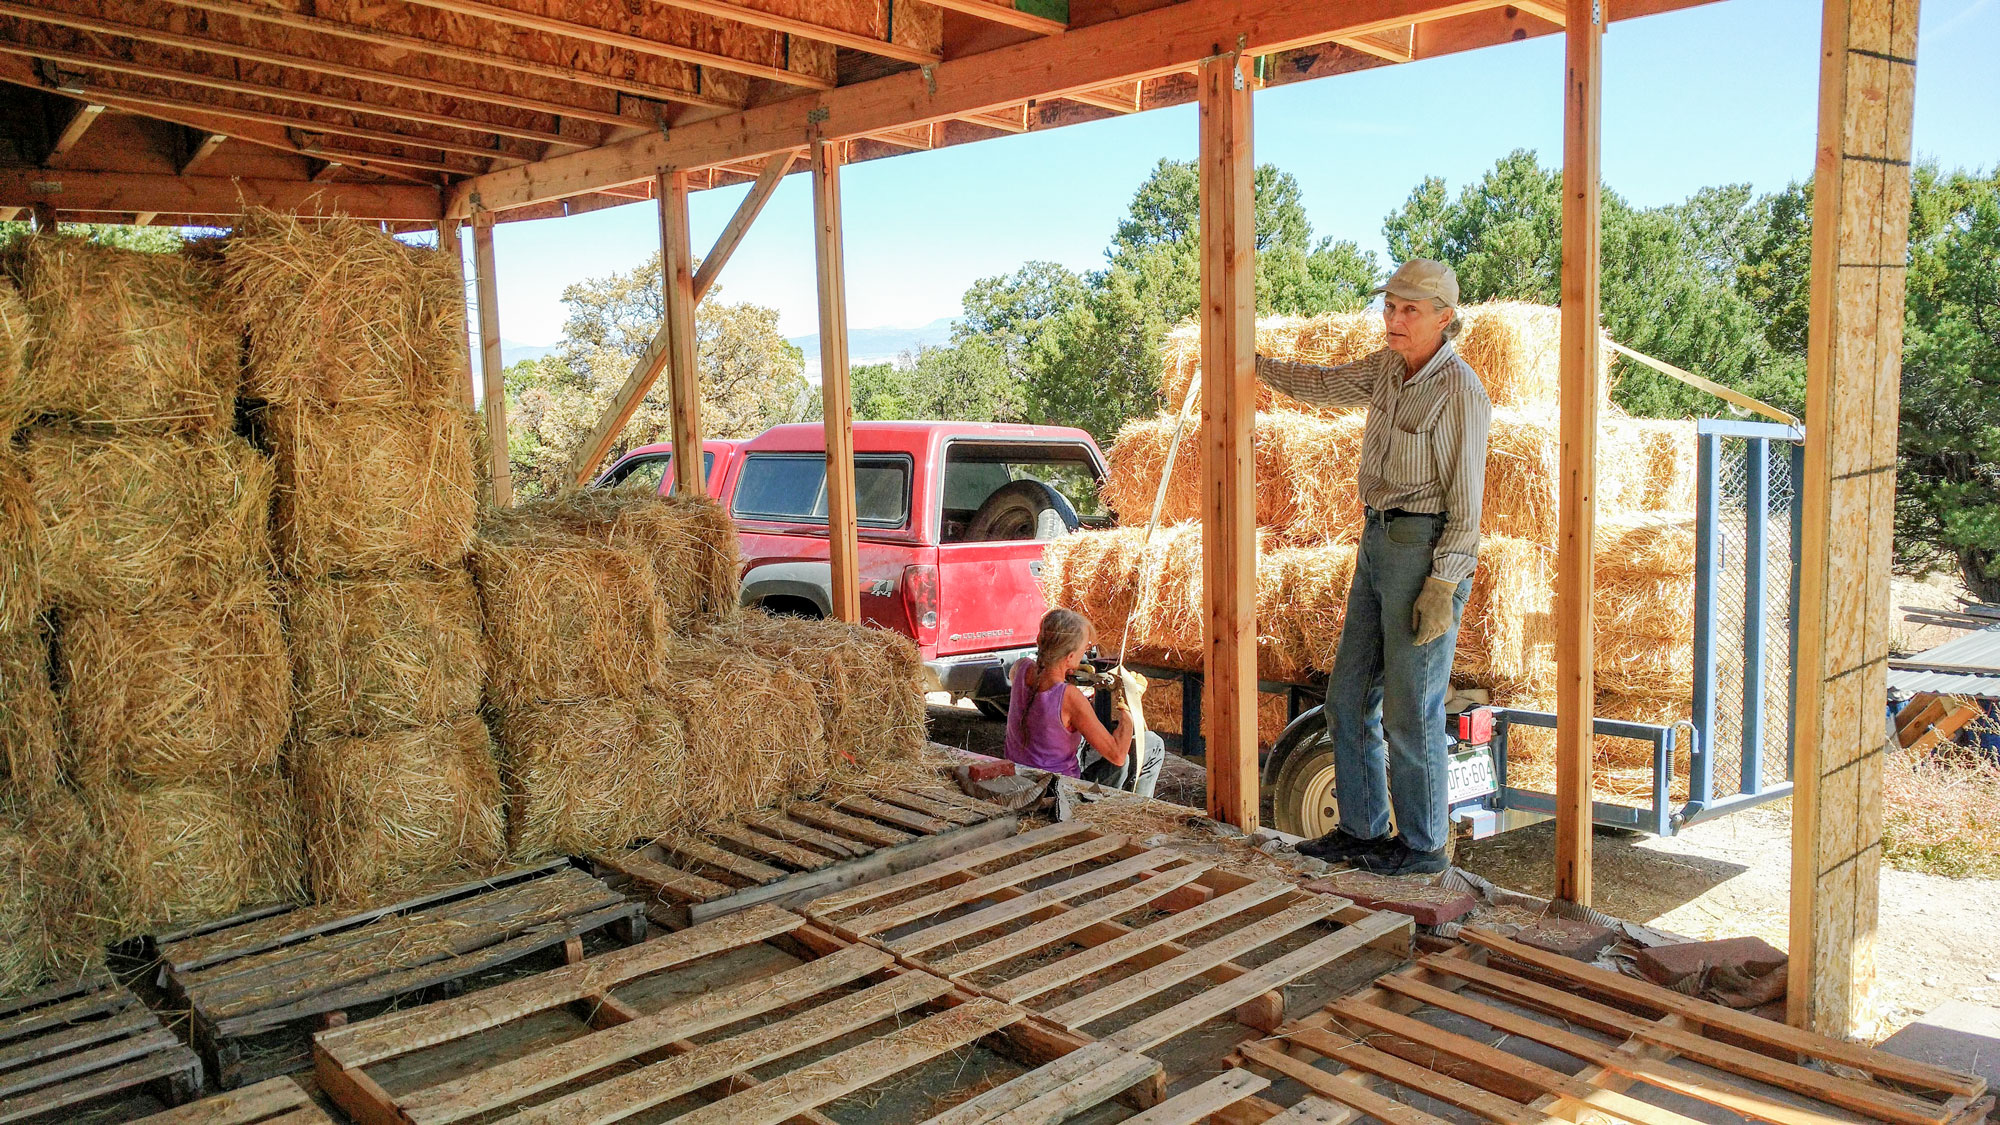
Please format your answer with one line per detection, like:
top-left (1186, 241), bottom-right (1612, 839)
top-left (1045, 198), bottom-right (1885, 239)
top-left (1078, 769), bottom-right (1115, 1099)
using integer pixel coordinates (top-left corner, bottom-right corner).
top-left (958, 756), bottom-right (1015, 782)
top-left (1635, 936), bottom-right (1787, 988)
top-left (1302, 874), bottom-right (1475, 927)
top-left (1514, 919), bottom-right (1619, 962)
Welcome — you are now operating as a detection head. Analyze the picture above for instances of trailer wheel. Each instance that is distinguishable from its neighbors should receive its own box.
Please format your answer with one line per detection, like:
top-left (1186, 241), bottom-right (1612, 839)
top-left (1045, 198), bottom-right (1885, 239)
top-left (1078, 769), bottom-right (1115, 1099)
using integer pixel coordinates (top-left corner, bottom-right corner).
top-left (1269, 709), bottom-right (1340, 838)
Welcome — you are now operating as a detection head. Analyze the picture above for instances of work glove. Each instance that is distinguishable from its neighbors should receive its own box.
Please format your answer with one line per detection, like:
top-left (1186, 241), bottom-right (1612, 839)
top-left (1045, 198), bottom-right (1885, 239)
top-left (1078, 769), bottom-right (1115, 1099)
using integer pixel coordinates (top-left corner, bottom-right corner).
top-left (1412, 576), bottom-right (1458, 646)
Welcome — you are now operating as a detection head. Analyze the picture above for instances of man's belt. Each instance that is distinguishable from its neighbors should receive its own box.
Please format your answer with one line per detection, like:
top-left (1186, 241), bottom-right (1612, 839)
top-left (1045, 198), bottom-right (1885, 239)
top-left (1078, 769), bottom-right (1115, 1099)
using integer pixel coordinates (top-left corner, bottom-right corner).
top-left (1368, 506), bottom-right (1444, 521)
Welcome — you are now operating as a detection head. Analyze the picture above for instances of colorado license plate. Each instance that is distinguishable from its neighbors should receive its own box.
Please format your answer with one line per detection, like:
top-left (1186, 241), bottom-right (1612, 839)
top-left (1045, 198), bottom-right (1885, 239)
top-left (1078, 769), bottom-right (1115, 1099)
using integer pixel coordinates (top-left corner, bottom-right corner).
top-left (1447, 746), bottom-right (1498, 805)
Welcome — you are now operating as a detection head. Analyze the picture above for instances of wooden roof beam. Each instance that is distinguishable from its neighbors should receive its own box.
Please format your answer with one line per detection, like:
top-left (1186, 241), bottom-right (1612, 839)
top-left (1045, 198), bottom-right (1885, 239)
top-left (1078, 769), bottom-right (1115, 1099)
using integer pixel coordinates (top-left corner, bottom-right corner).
top-left (44, 98), bottom-right (101, 161)
top-left (1064, 81), bottom-right (1140, 113)
top-left (163, 0), bottom-right (734, 111)
top-left (132, 211), bottom-right (156, 225)
top-left (648, 0), bottom-right (942, 65)
top-left (0, 1), bottom-right (641, 130)
top-left (399, 0), bottom-right (834, 90)
top-left (1513, 0), bottom-right (1568, 23)
top-left (960, 105), bottom-right (1030, 132)
top-left (0, 168), bottom-right (442, 221)
top-left (1335, 26), bottom-right (1415, 62)
top-left (927, 0), bottom-right (1065, 35)
top-left (178, 130), bottom-right (227, 174)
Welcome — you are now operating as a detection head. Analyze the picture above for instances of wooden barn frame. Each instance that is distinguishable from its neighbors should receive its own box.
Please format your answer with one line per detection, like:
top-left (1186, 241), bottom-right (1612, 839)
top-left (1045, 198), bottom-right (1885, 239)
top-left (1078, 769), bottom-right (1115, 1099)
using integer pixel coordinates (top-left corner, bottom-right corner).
top-left (0, 0), bottom-right (1917, 1037)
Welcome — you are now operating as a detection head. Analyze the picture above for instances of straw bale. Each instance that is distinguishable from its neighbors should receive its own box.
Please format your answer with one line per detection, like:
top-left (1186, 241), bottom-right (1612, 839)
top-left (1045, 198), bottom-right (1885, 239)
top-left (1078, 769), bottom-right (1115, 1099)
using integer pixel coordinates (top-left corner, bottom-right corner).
top-left (1141, 680), bottom-right (1295, 750)
top-left (1257, 544), bottom-right (1359, 675)
top-left (0, 449), bottom-right (41, 634)
top-left (89, 772), bottom-right (302, 935)
top-left (499, 696), bottom-right (686, 859)
top-left (3, 236), bottom-right (234, 434)
top-left (1601, 418), bottom-right (1698, 513)
top-left (295, 715), bottom-right (506, 904)
top-left (1500, 689), bottom-right (1694, 802)
top-left (0, 625), bottom-right (63, 807)
top-left (224, 211), bottom-right (466, 409)
top-left (501, 490), bottom-right (741, 629)
top-left (473, 525), bottom-right (667, 707)
top-left (288, 569), bottom-right (485, 740)
top-left (27, 428), bottom-right (273, 611)
top-left (1455, 536), bottom-right (1558, 693)
top-left (1593, 514), bottom-right (1697, 696)
top-left (725, 612), bottom-right (930, 781)
top-left (0, 797), bottom-right (104, 994)
top-left (1101, 412), bottom-right (1364, 543)
top-left (61, 581), bottom-right (288, 787)
top-left (0, 277), bottom-right (24, 438)
top-left (651, 634), bottom-right (829, 825)
top-left (267, 402), bottom-right (477, 577)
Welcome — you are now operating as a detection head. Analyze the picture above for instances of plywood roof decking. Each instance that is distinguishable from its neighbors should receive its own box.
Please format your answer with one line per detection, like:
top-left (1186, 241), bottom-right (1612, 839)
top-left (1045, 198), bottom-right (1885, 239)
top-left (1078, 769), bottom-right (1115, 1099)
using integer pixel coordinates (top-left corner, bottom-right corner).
top-left (0, 0), bottom-right (1717, 227)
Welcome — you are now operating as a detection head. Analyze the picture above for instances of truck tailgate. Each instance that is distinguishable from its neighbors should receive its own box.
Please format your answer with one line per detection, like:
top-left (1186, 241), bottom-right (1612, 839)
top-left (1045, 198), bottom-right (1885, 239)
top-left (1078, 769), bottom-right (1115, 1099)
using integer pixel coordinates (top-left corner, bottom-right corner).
top-left (934, 542), bottom-right (1048, 657)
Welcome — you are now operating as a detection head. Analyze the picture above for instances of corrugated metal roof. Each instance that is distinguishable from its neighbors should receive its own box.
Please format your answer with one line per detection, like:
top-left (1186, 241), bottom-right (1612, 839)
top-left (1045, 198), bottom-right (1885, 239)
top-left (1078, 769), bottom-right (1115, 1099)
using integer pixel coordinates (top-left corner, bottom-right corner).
top-left (1888, 623), bottom-right (2000, 699)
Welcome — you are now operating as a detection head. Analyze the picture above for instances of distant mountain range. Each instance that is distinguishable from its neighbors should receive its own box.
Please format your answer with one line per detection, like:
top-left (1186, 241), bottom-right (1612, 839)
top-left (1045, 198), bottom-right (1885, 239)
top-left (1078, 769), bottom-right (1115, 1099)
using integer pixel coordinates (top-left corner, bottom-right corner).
top-left (501, 317), bottom-right (959, 373)
top-left (499, 339), bottom-right (558, 367)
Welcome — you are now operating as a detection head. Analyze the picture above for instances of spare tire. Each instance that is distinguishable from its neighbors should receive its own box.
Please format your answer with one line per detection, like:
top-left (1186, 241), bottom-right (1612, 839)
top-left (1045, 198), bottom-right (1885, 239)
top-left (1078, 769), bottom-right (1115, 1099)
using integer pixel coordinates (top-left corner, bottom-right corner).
top-left (963, 479), bottom-right (1078, 543)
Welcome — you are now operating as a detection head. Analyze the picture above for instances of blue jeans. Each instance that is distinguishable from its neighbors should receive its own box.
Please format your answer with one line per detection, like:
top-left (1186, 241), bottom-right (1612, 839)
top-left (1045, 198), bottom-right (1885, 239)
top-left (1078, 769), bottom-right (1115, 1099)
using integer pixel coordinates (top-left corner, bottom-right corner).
top-left (1325, 510), bottom-right (1471, 854)
top-left (1082, 731), bottom-right (1166, 799)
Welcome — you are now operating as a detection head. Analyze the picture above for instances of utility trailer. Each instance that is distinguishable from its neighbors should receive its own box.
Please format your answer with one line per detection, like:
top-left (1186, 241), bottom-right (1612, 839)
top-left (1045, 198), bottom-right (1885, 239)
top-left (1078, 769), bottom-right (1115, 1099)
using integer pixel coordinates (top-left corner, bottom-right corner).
top-left (1131, 419), bottom-right (1806, 840)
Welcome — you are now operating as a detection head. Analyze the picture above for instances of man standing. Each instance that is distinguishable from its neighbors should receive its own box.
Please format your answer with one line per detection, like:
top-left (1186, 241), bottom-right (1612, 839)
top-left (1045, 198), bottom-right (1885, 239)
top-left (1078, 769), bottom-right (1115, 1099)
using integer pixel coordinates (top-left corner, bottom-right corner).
top-left (1256, 260), bottom-right (1490, 876)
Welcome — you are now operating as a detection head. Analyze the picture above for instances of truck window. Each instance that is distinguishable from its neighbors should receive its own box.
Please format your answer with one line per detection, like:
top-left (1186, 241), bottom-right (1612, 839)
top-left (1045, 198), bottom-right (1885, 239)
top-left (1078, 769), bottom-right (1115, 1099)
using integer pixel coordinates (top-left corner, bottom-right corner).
top-left (732, 453), bottom-right (911, 527)
top-left (940, 442), bottom-right (1108, 543)
top-left (599, 451), bottom-right (714, 494)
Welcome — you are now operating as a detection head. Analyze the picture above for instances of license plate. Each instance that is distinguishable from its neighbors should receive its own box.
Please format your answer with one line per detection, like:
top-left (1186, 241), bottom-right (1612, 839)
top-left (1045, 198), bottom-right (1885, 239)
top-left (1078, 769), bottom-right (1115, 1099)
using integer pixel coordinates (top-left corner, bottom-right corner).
top-left (1448, 746), bottom-right (1498, 805)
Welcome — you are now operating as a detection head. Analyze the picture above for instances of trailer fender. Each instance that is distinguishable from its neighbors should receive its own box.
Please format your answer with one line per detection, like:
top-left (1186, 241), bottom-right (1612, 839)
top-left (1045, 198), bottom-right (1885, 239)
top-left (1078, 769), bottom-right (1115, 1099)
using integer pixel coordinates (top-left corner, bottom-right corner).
top-left (1261, 705), bottom-right (1327, 789)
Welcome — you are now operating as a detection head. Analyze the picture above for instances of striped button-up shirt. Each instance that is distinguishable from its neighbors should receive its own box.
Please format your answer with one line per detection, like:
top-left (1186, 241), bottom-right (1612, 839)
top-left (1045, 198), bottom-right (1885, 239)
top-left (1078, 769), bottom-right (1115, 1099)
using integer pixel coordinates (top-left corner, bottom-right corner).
top-left (1255, 342), bottom-right (1491, 583)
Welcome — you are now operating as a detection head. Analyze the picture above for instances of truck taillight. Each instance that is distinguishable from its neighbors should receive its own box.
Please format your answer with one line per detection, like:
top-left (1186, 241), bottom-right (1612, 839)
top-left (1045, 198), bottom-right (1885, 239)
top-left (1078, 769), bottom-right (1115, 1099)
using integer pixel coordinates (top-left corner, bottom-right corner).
top-left (902, 564), bottom-right (939, 640)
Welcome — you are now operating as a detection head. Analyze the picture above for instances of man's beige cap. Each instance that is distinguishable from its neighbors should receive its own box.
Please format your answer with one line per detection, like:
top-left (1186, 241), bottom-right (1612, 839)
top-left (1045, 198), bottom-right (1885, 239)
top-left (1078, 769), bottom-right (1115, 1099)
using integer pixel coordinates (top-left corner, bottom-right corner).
top-left (1373, 258), bottom-right (1460, 308)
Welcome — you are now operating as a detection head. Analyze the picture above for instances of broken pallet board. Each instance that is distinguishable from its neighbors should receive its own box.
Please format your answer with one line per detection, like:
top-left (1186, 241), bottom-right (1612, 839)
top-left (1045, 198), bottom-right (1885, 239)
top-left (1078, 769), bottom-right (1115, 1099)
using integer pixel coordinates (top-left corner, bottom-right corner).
top-left (0, 974), bottom-right (203, 1123)
top-left (130, 1075), bottom-right (332, 1124)
top-left (1241, 926), bottom-right (1992, 1125)
top-left (156, 859), bottom-right (644, 1089)
top-left (594, 783), bottom-right (1017, 927)
top-left (314, 902), bottom-right (1088, 1125)
top-left (803, 822), bottom-right (1410, 1060)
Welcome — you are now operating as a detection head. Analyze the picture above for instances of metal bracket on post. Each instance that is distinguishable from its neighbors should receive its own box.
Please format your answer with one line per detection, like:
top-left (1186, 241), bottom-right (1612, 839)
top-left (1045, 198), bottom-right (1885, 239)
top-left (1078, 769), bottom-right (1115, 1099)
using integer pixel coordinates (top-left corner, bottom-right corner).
top-left (921, 64), bottom-right (937, 96)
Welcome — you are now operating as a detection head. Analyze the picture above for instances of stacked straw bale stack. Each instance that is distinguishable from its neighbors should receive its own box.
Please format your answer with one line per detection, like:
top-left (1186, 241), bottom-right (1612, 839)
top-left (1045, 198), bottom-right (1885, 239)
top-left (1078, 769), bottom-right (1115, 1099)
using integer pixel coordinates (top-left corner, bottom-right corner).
top-left (0, 235), bottom-right (300, 940)
top-left (225, 214), bottom-right (500, 904)
top-left (1048, 302), bottom-right (1703, 763)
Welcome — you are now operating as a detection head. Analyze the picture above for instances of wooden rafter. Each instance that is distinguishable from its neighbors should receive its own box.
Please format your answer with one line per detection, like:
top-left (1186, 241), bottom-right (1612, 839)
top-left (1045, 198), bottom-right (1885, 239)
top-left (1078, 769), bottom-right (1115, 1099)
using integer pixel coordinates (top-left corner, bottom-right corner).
top-left (866, 123), bottom-right (937, 150)
top-left (0, 1), bottom-right (640, 130)
top-left (927, 0), bottom-right (1065, 35)
top-left (1514, 0), bottom-right (1569, 22)
top-left (399, 0), bottom-right (833, 90)
top-left (0, 167), bottom-right (441, 221)
top-left (162, 0), bottom-right (735, 111)
top-left (1335, 26), bottom-right (1415, 62)
top-left (44, 99), bottom-right (101, 161)
top-left (960, 105), bottom-right (1030, 132)
top-left (178, 130), bottom-right (227, 174)
top-left (0, 39), bottom-right (585, 150)
top-left (1064, 81), bottom-right (1141, 113)
top-left (131, 211), bottom-right (156, 225)
top-left (649, 0), bottom-right (942, 65)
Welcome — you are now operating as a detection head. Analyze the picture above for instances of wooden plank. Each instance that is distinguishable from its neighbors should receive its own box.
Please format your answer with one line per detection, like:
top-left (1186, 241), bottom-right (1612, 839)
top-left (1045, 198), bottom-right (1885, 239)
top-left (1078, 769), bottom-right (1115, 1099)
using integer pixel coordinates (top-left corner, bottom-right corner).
top-left (990, 880), bottom-right (1295, 1004)
top-left (875, 788), bottom-right (985, 826)
top-left (45, 100), bottom-right (102, 162)
top-left (0, 988), bottom-right (128, 1047)
top-left (0, 1006), bottom-right (155, 1076)
top-left (709, 823), bottom-right (835, 871)
top-left (659, 170), bottom-right (704, 499)
top-left (690, 151), bottom-right (797, 303)
top-left (667, 838), bottom-right (787, 884)
top-left (596, 850), bottom-right (733, 903)
top-left (398, 944), bottom-right (893, 1125)
top-left (470, 211), bottom-right (511, 506)
top-left (494, 973), bottom-right (961, 1125)
top-left (0, 167), bottom-right (441, 223)
top-left (1906, 705), bottom-right (1982, 754)
top-left (1552, 0), bottom-right (1602, 908)
top-left (812, 137), bottom-right (861, 625)
top-left (689, 816), bottom-right (1022, 925)
top-left (919, 1043), bottom-right (1143, 1125)
top-left (669, 997), bottom-right (1024, 1125)
top-left (1281, 1026), bottom-right (1556, 1125)
top-left (1197, 49), bottom-right (1259, 832)
top-left (0, 976), bottom-right (111, 1022)
top-left (1114, 1069), bottom-right (1269, 1125)
top-left (834, 795), bottom-right (953, 834)
top-left (1043, 898), bottom-right (1338, 1030)
top-left (808, 821), bottom-right (1091, 916)
top-left (130, 1076), bottom-right (321, 1125)
top-left (1238, 1043), bottom-right (1449, 1125)
top-left (1425, 955), bottom-right (1951, 1124)
top-left (0, 1027), bottom-right (183, 1101)
top-left (0, 1044), bottom-right (198, 1125)
top-left (1460, 929), bottom-right (1984, 1097)
top-left (981, 1050), bottom-right (1163, 1125)
top-left (891, 849), bottom-right (1185, 956)
top-left (745, 812), bottom-right (873, 858)
top-left (904, 785), bottom-right (1011, 821)
top-left (1260, 1098), bottom-right (1351, 1125)
top-left (317, 903), bottom-right (799, 1069)
top-left (1105, 913), bottom-right (1408, 1051)
top-left (788, 802), bottom-right (917, 848)
top-left (844, 836), bottom-right (1129, 938)
top-left (651, 0), bottom-right (941, 63)
top-left (933, 864), bottom-right (1211, 977)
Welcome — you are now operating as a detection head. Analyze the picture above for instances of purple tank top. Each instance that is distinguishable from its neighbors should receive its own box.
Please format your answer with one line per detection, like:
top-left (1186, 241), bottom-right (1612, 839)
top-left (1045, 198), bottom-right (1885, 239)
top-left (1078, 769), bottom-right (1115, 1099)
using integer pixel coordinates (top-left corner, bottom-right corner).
top-left (1004, 661), bottom-right (1082, 777)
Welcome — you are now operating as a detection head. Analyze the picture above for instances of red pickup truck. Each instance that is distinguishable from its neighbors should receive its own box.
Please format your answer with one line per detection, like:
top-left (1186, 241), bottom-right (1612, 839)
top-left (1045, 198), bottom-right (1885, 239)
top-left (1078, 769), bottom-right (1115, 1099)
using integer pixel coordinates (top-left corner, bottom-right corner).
top-left (596, 421), bottom-right (1111, 713)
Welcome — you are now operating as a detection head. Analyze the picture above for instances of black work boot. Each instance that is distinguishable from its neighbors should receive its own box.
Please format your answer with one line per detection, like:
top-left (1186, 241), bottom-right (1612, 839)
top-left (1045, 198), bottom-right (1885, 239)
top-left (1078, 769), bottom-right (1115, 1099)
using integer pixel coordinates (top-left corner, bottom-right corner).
top-left (1295, 827), bottom-right (1394, 863)
top-left (1353, 837), bottom-right (1450, 877)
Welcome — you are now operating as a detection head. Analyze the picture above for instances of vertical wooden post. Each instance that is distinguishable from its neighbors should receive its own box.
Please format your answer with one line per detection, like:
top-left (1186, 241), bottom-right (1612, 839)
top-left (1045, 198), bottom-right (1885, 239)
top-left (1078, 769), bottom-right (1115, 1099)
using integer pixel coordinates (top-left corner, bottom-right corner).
top-left (1197, 52), bottom-right (1258, 833)
top-left (28, 202), bottom-right (56, 233)
top-left (658, 171), bottom-right (704, 496)
top-left (1553, 0), bottom-right (1602, 906)
top-left (470, 211), bottom-right (512, 506)
top-left (435, 220), bottom-right (477, 413)
top-left (812, 139), bottom-right (861, 624)
top-left (1788, 0), bottom-right (1916, 1036)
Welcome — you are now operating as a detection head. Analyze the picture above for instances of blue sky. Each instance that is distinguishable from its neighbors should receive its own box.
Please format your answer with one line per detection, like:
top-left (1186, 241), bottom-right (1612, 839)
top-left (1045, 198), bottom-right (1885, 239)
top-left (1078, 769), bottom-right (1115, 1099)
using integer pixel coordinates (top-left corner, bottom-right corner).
top-left (477, 0), bottom-right (1998, 346)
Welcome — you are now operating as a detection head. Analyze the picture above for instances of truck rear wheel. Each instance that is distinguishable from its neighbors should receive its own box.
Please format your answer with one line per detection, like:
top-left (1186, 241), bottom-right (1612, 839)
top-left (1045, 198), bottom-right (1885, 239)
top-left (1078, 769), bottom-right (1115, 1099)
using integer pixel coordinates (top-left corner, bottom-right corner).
top-left (1269, 710), bottom-right (1341, 838)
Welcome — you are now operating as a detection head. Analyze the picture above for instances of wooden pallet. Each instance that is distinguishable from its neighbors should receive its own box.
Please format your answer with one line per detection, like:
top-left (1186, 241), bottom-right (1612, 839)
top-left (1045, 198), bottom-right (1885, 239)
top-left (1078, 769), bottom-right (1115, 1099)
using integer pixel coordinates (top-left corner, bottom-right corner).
top-left (593, 783), bottom-right (1018, 926)
top-left (803, 820), bottom-right (1411, 1059)
top-left (0, 974), bottom-right (203, 1124)
top-left (155, 859), bottom-right (645, 1089)
top-left (1234, 926), bottom-right (1995, 1125)
top-left (314, 902), bottom-right (1103, 1125)
top-left (129, 1076), bottom-right (332, 1124)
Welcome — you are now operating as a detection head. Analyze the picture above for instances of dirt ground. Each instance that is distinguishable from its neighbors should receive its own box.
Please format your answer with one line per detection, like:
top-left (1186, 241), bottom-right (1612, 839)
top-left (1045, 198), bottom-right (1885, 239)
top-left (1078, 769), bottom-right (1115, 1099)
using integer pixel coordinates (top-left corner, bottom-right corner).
top-left (928, 696), bottom-right (2000, 1043)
